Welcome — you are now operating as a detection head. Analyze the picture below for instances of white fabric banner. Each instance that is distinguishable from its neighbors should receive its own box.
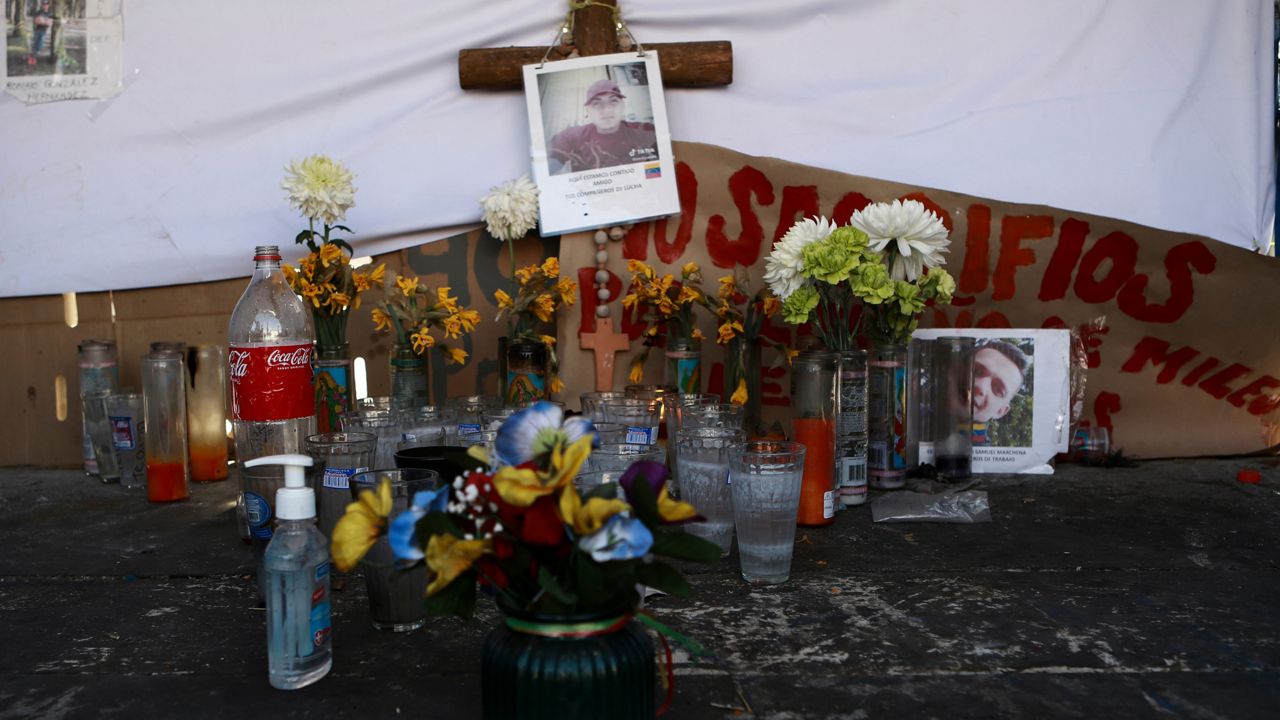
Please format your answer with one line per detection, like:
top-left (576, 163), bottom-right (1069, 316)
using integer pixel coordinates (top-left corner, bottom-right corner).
top-left (0, 0), bottom-right (1272, 297)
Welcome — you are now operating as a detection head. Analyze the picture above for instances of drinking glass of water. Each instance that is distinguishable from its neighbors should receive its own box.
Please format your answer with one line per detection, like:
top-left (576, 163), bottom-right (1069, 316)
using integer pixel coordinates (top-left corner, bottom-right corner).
top-left (674, 426), bottom-right (745, 557)
top-left (729, 441), bottom-right (806, 584)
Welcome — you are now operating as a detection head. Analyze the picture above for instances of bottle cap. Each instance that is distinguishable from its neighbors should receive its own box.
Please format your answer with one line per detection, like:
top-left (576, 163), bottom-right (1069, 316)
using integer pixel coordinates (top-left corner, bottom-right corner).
top-left (1237, 469), bottom-right (1261, 484)
top-left (244, 454), bottom-right (315, 520)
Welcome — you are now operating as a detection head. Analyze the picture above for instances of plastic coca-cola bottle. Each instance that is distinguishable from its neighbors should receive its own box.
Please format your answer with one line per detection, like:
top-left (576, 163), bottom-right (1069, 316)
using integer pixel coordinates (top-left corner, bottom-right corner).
top-left (228, 245), bottom-right (316, 545)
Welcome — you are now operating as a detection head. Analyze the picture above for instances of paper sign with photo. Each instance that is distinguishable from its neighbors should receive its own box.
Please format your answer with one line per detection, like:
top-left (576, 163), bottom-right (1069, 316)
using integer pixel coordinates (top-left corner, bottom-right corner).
top-left (913, 328), bottom-right (1072, 475)
top-left (523, 51), bottom-right (680, 235)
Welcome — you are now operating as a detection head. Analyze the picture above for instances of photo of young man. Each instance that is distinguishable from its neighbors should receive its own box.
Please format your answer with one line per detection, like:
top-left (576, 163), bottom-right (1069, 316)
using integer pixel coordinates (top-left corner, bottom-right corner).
top-left (970, 338), bottom-right (1033, 447)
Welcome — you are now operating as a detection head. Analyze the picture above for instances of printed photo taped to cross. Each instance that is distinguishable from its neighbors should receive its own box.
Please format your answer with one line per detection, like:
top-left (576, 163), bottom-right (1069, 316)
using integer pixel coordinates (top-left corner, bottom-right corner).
top-left (524, 51), bottom-right (680, 236)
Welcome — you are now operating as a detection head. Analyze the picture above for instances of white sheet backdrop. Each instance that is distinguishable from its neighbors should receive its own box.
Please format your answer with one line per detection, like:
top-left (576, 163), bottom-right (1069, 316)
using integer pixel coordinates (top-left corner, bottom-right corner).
top-left (0, 0), bottom-right (1272, 297)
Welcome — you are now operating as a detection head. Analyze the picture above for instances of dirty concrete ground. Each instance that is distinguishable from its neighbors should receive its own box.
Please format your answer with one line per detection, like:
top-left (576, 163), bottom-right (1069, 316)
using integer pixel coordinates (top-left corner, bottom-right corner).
top-left (0, 459), bottom-right (1276, 719)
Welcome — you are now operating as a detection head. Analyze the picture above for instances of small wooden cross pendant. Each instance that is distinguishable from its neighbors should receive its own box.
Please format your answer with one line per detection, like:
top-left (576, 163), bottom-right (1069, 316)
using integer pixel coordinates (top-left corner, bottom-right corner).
top-left (578, 316), bottom-right (631, 391)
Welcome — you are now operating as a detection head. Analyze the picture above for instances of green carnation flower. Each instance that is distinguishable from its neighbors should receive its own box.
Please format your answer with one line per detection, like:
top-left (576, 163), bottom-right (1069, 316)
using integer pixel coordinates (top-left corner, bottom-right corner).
top-left (851, 262), bottom-right (894, 305)
top-left (800, 232), bottom-right (863, 285)
top-left (781, 284), bottom-right (819, 324)
top-left (920, 268), bottom-right (956, 304)
top-left (894, 280), bottom-right (926, 316)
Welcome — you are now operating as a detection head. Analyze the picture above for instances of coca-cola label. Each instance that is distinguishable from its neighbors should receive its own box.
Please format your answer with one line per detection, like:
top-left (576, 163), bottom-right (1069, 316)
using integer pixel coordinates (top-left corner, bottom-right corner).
top-left (229, 343), bottom-right (314, 422)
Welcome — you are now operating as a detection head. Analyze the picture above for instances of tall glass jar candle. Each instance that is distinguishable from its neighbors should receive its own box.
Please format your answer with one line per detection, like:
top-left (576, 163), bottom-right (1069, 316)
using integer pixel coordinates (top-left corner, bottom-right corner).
top-left (790, 350), bottom-right (837, 526)
top-left (142, 351), bottom-right (190, 502)
top-left (187, 344), bottom-right (229, 482)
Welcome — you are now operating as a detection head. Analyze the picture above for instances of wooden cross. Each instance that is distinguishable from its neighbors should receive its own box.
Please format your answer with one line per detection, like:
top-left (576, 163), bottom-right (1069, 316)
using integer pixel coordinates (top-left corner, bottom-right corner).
top-left (578, 316), bottom-right (631, 391)
top-left (458, 0), bottom-right (733, 90)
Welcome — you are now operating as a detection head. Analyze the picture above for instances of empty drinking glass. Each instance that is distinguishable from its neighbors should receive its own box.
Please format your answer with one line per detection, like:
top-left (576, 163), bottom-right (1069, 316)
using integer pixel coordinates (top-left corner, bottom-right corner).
top-left (590, 421), bottom-right (627, 444)
top-left (106, 391), bottom-right (146, 489)
top-left (341, 409), bottom-right (399, 470)
top-left (604, 398), bottom-right (662, 446)
top-left (675, 427), bottom-right (745, 557)
top-left (730, 441), bottom-right (806, 584)
top-left (580, 391), bottom-right (628, 421)
top-left (589, 442), bottom-right (666, 473)
top-left (306, 432), bottom-right (376, 542)
top-left (681, 403), bottom-right (745, 430)
top-left (83, 389), bottom-right (121, 483)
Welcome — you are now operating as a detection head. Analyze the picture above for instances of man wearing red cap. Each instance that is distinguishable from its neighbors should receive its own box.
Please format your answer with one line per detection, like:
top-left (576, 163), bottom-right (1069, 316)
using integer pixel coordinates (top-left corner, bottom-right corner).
top-left (548, 78), bottom-right (658, 175)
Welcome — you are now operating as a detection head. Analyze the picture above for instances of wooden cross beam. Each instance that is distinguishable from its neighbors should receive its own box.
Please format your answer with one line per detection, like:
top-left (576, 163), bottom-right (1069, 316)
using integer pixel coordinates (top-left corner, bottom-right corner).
top-left (458, 0), bottom-right (732, 90)
top-left (578, 316), bottom-right (632, 391)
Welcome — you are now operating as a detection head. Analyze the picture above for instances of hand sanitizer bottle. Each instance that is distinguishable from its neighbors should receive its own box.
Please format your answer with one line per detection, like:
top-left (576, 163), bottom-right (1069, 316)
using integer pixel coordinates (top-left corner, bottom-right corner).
top-left (246, 454), bottom-right (332, 690)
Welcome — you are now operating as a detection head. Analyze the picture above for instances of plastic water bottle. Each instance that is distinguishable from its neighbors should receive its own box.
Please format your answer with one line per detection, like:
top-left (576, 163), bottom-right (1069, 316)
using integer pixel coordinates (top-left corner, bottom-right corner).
top-left (228, 246), bottom-right (315, 541)
top-left (248, 454), bottom-right (332, 690)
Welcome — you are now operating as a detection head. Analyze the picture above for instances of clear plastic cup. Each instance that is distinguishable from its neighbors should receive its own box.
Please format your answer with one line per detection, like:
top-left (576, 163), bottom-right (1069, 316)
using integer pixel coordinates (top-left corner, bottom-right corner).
top-left (674, 427), bottom-right (745, 557)
top-left (729, 441), bottom-right (806, 584)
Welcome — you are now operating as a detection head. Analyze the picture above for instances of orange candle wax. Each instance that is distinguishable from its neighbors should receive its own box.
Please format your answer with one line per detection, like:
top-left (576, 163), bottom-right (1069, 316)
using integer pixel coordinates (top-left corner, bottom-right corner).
top-left (147, 461), bottom-right (189, 502)
top-left (792, 417), bottom-right (835, 526)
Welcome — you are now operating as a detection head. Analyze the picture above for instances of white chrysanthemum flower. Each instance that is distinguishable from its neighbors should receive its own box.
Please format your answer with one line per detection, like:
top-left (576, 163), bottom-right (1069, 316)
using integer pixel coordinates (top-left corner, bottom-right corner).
top-left (281, 154), bottom-right (356, 225)
top-left (849, 199), bottom-right (950, 281)
top-left (763, 216), bottom-right (837, 299)
top-left (480, 175), bottom-right (540, 242)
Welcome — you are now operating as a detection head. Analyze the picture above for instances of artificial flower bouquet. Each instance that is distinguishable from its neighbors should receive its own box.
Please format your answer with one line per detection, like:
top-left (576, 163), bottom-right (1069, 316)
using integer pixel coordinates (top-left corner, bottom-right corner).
top-left (280, 154), bottom-right (384, 350)
top-left (765, 200), bottom-right (957, 346)
top-left (622, 260), bottom-right (715, 384)
top-left (331, 402), bottom-right (721, 616)
top-left (494, 257), bottom-right (577, 394)
top-left (371, 274), bottom-right (479, 366)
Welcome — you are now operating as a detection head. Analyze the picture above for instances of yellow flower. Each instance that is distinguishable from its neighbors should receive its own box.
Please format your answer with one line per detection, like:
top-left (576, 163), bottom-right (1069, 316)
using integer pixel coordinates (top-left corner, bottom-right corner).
top-left (691, 328), bottom-right (705, 341)
top-left (558, 482), bottom-right (629, 535)
top-left (282, 264), bottom-right (298, 288)
top-left (532, 294), bottom-right (556, 323)
top-left (330, 479), bottom-right (394, 572)
top-left (368, 263), bottom-right (386, 284)
top-left (785, 348), bottom-right (800, 365)
top-left (457, 308), bottom-right (480, 333)
top-left (763, 296), bottom-right (782, 318)
top-left (371, 307), bottom-right (392, 332)
top-left (353, 271), bottom-right (372, 292)
top-left (445, 346), bottom-right (468, 365)
top-left (717, 275), bottom-right (736, 300)
top-left (319, 243), bottom-right (342, 268)
top-left (326, 292), bottom-right (351, 313)
top-left (436, 287), bottom-right (459, 314)
top-left (494, 289), bottom-right (514, 310)
top-left (425, 534), bottom-right (491, 596)
top-left (644, 326), bottom-right (659, 338)
top-left (627, 259), bottom-right (654, 279)
top-left (681, 261), bottom-right (699, 278)
top-left (730, 377), bottom-right (749, 405)
top-left (628, 356), bottom-right (645, 384)
top-left (657, 484), bottom-right (701, 524)
top-left (300, 280), bottom-right (322, 308)
top-left (397, 275), bottom-right (419, 297)
top-left (717, 320), bottom-right (744, 345)
top-left (515, 264), bottom-right (536, 285)
top-left (299, 255), bottom-right (316, 278)
top-left (411, 327), bottom-right (436, 353)
top-left (493, 435), bottom-right (593, 507)
top-left (677, 285), bottom-right (702, 305)
top-left (442, 314), bottom-right (464, 339)
top-left (541, 257), bottom-right (560, 278)
top-left (622, 292), bottom-right (640, 310)
top-left (549, 375), bottom-right (565, 394)
top-left (555, 277), bottom-right (577, 305)
top-left (538, 334), bottom-right (557, 346)
top-left (656, 296), bottom-right (678, 317)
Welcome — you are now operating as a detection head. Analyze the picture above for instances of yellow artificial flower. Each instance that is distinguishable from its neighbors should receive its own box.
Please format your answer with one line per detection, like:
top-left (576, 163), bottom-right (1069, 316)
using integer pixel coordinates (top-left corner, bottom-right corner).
top-left (555, 277), bottom-right (577, 305)
top-left (657, 484), bottom-right (701, 524)
top-left (677, 285), bottom-right (702, 305)
top-left (457, 308), bottom-right (480, 333)
top-left (397, 275), bottom-right (419, 297)
top-left (300, 280), bottom-right (322, 308)
top-left (549, 375), bottom-right (565, 394)
top-left (445, 346), bottom-right (468, 365)
top-left (330, 479), bottom-right (394, 572)
top-left (717, 320), bottom-right (744, 345)
top-left (730, 377), bottom-right (749, 405)
top-left (691, 328), bottom-right (705, 341)
top-left (319, 243), bottom-right (342, 268)
top-left (717, 275), bottom-right (736, 300)
top-left (436, 287), bottom-right (459, 314)
top-left (541, 256), bottom-right (560, 278)
top-left (681, 261), bottom-right (699, 278)
top-left (532, 294), bottom-right (556, 323)
top-left (763, 296), bottom-right (782, 318)
top-left (492, 435), bottom-right (593, 507)
top-left (628, 356), bottom-right (645, 384)
top-left (425, 534), bottom-right (492, 596)
top-left (411, 327), bottom-right (436, 353)
top-left (558, 482), bottom-right (630, 536)
top-left (494, 289), bottom-right (514, 310)
top-left (371, 307), bottom-right (392, 332)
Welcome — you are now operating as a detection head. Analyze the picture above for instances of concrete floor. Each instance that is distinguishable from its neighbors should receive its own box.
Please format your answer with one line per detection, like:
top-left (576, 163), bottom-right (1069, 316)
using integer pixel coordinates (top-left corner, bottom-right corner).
top-left (0, 459), bottom-right (1276, 718)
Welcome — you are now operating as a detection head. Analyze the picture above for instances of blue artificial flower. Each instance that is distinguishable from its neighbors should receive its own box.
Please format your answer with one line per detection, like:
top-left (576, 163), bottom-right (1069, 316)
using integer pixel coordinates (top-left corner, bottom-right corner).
top-left (577, 514), bottom-right (654, 562)
top-left (494, 400), bottom-right (597, 467)
top-left (388, 485), bottom-right (451, 562)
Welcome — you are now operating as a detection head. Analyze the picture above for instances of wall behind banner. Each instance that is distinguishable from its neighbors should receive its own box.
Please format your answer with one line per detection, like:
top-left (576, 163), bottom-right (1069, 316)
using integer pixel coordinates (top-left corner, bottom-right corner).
top-left (558, 143), bottom-right (1280, 459)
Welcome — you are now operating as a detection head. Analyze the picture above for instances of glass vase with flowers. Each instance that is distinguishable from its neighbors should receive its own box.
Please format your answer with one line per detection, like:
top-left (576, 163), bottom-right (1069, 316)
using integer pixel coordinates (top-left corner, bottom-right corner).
top-left (622, 260), bottom-right (714, 392)
top-left (711, 267), bottom-right (789, 436)
top-left (370, 274), bottom-right (478, 407)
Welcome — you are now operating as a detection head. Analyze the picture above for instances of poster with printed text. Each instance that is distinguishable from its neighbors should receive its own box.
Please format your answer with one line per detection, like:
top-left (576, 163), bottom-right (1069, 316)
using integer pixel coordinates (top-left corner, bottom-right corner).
top-left (4, 0), bottom-right (122, 104)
